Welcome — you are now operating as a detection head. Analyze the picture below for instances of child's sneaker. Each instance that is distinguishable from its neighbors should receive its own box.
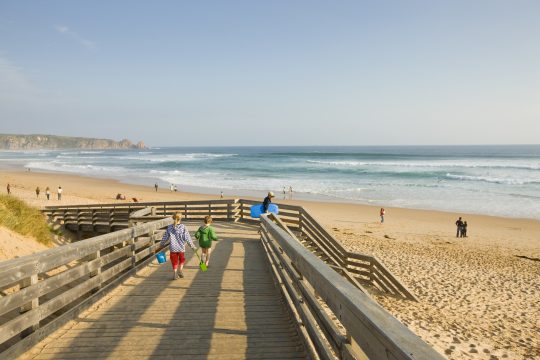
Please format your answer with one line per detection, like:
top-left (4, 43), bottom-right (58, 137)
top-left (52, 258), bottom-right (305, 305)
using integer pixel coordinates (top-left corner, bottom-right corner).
top-left (173, 272), bottom-right (179, 280)
top-left (179, 270), bottom-right (184, 278)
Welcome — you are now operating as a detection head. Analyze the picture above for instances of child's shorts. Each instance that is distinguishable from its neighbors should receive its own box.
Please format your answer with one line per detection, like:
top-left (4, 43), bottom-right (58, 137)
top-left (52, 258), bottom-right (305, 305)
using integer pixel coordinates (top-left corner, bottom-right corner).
top-left (170, 252), bottom-right (185, 269)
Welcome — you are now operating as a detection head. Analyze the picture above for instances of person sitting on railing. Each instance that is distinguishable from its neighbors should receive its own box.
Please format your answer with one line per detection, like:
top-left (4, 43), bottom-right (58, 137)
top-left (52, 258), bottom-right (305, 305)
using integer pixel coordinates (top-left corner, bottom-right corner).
top-left (263, 191), bottom-right (275, 213)
top-left (160, 212), bottom-right (196, 279)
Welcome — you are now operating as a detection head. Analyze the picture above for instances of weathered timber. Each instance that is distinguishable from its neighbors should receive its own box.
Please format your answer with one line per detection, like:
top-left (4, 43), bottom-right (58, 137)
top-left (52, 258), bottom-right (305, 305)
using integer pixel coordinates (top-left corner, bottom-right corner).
top-left (260, 214), bottom-right (443, 360)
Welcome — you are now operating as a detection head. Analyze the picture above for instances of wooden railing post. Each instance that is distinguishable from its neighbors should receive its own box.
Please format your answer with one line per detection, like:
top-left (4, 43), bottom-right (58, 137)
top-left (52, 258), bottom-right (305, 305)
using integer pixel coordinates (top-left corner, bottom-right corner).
top-left (87, 251), bottom-right (102, 293)
top-left (130, 235), bottom-right (137, 268)
top-left (20, 274), bottom-right (39, 335)
top-left (240, 200), bottom-right (244, 221)
top-left (299, 208), bottom-right (304, 237)
top-left (344, 333), bottom-right (369, 360)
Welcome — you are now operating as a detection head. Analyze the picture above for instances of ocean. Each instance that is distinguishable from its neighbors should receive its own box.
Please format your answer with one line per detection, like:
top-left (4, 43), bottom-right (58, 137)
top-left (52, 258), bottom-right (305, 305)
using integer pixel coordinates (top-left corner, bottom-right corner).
top-left (1, 145), bottom-right (539, 219)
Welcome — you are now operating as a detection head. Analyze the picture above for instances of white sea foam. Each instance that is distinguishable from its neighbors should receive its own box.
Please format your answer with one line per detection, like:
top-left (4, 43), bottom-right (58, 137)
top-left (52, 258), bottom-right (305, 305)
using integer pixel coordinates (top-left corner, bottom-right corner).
top-left (6, 146), bottom-right (539, 219)
top-left (445, 173), bottom-right (539, 185)
top-left (307, 159), bottom-right (540, 170)
top-left (26, 161), bottom-right (127, 175)
top-left (59, 151), bottom-right (105, 155)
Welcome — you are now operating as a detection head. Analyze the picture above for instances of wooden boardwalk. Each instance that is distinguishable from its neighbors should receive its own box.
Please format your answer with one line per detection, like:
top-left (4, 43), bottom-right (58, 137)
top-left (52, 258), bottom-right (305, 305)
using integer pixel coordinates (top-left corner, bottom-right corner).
top-left (20, 222), bottom-right (307, 360)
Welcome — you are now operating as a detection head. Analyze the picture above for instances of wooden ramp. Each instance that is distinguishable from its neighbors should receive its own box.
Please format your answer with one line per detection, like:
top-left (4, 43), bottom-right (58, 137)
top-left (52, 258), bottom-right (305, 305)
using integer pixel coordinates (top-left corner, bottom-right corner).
top-left (20, 223), bottom-right (307, 360)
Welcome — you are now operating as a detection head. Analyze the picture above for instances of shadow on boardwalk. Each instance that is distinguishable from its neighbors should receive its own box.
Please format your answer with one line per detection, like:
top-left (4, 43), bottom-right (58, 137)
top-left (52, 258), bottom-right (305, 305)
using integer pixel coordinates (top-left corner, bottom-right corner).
top-left (23, 224), bottom-right (307, 359)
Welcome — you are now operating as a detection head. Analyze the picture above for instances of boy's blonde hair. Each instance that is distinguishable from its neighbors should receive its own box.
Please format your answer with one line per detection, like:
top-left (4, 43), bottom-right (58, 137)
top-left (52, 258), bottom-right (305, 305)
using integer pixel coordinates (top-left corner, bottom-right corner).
top-left (204, 215), bottom-right (212, 224)
top-left (173, 212), bottom-right (182, 225)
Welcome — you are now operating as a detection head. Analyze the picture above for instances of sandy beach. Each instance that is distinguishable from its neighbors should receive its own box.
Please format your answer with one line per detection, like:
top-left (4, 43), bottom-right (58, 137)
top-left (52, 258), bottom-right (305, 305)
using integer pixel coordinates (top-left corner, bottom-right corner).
top-left (1, 169), bottom-right (539, 359)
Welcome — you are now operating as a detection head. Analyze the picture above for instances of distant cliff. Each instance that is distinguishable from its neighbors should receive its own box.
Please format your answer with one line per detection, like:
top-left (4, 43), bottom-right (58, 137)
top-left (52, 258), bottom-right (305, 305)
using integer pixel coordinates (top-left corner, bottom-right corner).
top-left (0, 134), bottom-right (146, 150)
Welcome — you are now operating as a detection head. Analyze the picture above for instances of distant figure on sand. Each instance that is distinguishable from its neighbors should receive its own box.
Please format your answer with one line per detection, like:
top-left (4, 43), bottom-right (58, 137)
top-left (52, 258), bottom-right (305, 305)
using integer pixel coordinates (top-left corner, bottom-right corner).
top-left (380, 208), bottom-right (385, 223)
top-left (160, 212), bottom-right (196, 279)
top-left (57, 186), bottom-right (63, 201)
top-left (195, 216), bottom-right (219, 267)
top-left (154, 183), bottom-right (158, 192)
top-left (116, 193), bottom-right (126, 200)
top-left (35, 187), bottom-right (40, 198)
top-left (45, 187), bottom-right (50, 200)
top-left (283, 186), bottom-right (286, 199)
top-left (455, 217), bottom-right (463, 237)
top-left (132, 197), bottom-right (139, 203)
top-left (7, 183), bottom-right (11, 195)
top-left (461, 221), bottom-right (468, 237)
top-left (170, 184), bottom-right (174, 192)
top-left (263, 192), bottom-right (275, 213)
top-left (289, 186), bottom-right (293, 199)
top-left (174, 185), bottom-right (178, 192)
top-left (220, 191), bottom-right (224, 199)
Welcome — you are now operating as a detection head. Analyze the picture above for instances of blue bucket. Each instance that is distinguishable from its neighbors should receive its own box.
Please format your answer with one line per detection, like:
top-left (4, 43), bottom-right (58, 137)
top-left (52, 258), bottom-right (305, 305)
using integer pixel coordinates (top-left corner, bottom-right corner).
top-left (156, 252), bottom-right (166, 264)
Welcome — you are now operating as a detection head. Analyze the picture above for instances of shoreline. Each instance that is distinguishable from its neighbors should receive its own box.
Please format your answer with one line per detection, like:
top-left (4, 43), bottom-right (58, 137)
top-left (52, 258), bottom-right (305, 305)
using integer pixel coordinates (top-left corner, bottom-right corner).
top-left (3, 163), bottom-right (540, 221)
top-left (1, 167), bottom-right (539, 257)
top-left (1, 168), bottom-right (539, 358)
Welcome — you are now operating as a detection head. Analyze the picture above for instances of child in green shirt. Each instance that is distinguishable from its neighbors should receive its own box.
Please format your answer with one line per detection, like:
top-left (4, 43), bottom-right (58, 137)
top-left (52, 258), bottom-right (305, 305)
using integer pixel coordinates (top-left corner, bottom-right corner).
top-left (195, 215), bottom-right (218, 267)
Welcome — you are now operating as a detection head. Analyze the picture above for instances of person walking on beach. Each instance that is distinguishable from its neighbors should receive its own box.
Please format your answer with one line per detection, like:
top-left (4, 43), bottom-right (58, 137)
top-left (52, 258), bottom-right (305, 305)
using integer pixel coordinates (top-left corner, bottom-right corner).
top-left (35, 186), bottom-right (40, 198)
top-left (57, 186), bottom-right (63, 201)
top-left (45, 187), bottom-right (50, 200)
top-left (283, 186), bottom-right (287, 199)
top-left (455, 217), bottom-right (463, 237)
top-left (154, 183), bottom-right (158, 192)
top-left (159, 212), bottom-right (196, 279)
top-left (263, 192), bottom-right (275, 213)
top-left (220, 191), bottom-right (224, 199)
top-left (380, 208), bottom-right (386, 223)
top-left (195, 216), bottom-right (218, 267)
top-left (170, 184), bottom-right (174, 192)
top-left (6, 183), bottom-right (10, 195)
top-left (289, 186), bottom-right (293, 199)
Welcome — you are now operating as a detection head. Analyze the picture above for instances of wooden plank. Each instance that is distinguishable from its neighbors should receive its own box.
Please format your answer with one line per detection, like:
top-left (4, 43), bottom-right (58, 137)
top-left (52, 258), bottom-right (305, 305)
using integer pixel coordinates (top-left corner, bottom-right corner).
top-left (370, 270), bottom-right (396, 295)
top-left (345, 267), bottom-right (372, 279)
top-left (301, 212), bottom-right (346, 258)
top-left (371, 261), bottom-right (417, 301)
top-left (301, 222), bottom-right (344, 266)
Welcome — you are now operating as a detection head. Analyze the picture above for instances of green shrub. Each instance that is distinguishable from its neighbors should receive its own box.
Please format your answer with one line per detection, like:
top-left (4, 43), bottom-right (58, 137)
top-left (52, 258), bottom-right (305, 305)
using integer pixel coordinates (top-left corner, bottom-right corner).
top-left (0, 194), bottom-right (52, 245)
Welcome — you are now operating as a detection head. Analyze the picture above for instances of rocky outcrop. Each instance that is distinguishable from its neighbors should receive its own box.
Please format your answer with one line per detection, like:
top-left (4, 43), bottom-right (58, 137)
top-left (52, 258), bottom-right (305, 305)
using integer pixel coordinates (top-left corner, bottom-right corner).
top-left (0, 134), bottom-right (147, 150)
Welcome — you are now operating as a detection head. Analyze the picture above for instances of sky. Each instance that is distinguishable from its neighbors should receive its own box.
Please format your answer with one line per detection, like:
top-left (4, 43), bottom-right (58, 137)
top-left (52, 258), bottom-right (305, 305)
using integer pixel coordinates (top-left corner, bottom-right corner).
top-left (0, 1), bottom-right (539, 146)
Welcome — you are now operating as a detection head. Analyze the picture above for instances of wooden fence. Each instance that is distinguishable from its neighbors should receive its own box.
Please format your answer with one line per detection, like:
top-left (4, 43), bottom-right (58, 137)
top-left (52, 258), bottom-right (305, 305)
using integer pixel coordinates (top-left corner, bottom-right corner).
top-left (260, 213), bottom-right (442, 360)
top-left (44, 199), bottom-right (415, 300)
top-left (0, 215), bottom-right (172, 359)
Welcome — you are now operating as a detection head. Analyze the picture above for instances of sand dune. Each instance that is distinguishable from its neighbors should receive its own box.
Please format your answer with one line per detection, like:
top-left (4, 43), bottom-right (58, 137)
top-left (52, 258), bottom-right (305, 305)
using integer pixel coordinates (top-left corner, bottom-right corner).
top-left (0, 227), bottom-right (50, 261)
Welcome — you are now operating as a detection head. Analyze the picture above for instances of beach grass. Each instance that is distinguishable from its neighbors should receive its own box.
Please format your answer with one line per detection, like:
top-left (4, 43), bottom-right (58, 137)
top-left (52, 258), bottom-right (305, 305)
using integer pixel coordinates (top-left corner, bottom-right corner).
top-left (0, 194), bottom-right (52, 245)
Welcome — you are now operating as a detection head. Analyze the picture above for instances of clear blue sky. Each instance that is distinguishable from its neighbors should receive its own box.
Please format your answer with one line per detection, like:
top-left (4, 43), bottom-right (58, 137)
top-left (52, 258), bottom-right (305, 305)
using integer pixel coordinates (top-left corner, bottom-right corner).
top-left (1, 1), bottom-right (539, 146)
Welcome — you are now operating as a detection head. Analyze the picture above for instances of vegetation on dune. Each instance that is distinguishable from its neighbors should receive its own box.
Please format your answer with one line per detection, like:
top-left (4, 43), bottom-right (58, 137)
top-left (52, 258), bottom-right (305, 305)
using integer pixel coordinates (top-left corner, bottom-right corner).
top-left (0, 194), bottom-right (52, 245)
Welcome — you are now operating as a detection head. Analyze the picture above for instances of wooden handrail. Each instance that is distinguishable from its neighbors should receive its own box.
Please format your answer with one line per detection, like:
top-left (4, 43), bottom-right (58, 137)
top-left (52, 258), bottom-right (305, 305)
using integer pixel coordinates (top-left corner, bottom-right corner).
top-left (260, 214), bottom-right (442, 360)
top-left (0, 218), bottom-right (171, 358)
top-left (43, 199), bottom-right (416, 300)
